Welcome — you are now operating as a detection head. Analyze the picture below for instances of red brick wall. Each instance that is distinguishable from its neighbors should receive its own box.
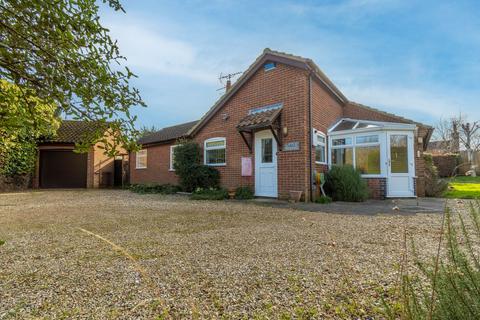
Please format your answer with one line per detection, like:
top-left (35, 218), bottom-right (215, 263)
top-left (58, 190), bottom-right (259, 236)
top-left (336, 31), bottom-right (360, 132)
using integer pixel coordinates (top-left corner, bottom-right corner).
top-left (310, 77), bottom-right (345, 199)
top-left (129, 144), bottom-right (178, 185)
top-left (194, 62), bottom-right (310, 199)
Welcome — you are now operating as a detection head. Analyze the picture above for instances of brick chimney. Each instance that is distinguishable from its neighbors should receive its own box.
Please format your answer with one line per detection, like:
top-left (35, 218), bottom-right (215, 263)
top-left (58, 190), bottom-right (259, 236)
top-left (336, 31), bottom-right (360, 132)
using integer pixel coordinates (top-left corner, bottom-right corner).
top-left (225, 79), bottom-right (232, 92)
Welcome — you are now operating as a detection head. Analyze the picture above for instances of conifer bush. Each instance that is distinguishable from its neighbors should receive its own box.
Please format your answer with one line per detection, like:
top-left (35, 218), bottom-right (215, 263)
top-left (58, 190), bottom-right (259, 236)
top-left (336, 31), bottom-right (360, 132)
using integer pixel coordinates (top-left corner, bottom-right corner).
top-left (324, 165), bottom-right (369, 202)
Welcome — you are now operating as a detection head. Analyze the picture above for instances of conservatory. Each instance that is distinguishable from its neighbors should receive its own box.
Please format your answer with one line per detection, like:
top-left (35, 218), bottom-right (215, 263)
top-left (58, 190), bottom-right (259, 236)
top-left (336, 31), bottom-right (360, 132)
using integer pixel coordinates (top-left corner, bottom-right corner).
top-left (327, 118), bottom-right (417, 197)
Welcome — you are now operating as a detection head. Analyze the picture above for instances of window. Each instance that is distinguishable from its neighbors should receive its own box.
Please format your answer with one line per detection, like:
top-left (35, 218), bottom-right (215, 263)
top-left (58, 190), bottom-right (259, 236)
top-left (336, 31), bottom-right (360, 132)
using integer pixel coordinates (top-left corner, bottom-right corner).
top-left (315, 131), bottom-right (326, 164)
top-left (330, 134), bottom-right (381, 175)
top-left (332, 137), bottom-right (352, 146)
top-left (204, 138), bottom-right (226, 166)
top-left (136, 149), bottom-right (147, 169)
top-left (355, 146), bottom-right (380, 174)
top-left (169, 145), bottom-right (178, 171)
top-left (261, 138), bottom-right (273, 163)
top-left (356, 135), bottom-right (379, 144)
top-left (264, 62), bottom-right (276, 71)
top-left (331, 147), bottom-right (353, 166)
top-left (390, 135), bottom-right (408, 173)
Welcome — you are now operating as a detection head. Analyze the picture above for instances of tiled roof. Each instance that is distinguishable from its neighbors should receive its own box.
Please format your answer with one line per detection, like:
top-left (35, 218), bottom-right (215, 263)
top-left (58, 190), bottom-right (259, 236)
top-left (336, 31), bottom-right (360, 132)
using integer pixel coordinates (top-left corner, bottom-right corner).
top-left (138, 120), bottom-right (199, 145)
top-left (237, 108), bottom-right (282, 130)
top-left (41, 120), bottom-right (108, 144)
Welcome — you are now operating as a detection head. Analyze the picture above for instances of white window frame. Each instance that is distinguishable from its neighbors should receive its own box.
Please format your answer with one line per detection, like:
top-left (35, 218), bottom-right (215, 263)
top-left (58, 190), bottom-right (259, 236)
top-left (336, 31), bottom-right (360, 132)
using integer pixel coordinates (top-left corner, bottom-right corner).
top-left (204, 137), bottom-right (226, 166)
top-left (169, 145), bottom-right (179, 171)
top-left (135, 149), bottom-right (147, 169)
top-left (313, 130), bottom-right (327, 165)
top-left (329, 133), bottom-right (382, 177)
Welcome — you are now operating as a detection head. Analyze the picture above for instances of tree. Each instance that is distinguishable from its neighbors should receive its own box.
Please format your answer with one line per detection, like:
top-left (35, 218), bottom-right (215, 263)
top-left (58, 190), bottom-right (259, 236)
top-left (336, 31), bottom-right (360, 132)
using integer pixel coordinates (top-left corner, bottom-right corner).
top-left (0, 0), bottom-right (145, 155)
top-left (434, 114), bottom-right (479, 176)
top-left (0, 79), bottom-right (59, 178)
top-left (138, 125), bottom-right (159, 138)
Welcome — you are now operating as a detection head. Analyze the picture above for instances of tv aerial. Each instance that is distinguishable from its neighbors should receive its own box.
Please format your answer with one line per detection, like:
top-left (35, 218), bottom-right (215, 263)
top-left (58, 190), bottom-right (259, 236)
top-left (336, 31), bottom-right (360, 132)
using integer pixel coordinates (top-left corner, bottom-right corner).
top-left (217, 71), bottom-right (242, 92)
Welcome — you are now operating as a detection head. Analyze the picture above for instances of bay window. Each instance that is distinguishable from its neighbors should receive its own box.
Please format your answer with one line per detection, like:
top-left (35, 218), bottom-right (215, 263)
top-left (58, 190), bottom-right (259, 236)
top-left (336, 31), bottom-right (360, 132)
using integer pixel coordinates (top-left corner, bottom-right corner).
top-left (204, 137), bottom-right (226, 166)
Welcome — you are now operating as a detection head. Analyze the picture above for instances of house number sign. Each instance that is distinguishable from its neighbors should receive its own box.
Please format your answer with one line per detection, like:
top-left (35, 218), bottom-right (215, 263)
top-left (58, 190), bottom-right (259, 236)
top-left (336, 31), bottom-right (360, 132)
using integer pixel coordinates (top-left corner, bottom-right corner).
top-left (283, 141), bottom-right (300, 151)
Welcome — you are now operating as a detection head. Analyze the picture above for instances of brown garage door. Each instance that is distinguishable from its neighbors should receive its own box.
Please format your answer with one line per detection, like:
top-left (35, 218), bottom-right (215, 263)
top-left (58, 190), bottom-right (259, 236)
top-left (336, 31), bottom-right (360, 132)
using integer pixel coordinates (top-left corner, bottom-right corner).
top-left (39, 150), bottom-right (88, 188)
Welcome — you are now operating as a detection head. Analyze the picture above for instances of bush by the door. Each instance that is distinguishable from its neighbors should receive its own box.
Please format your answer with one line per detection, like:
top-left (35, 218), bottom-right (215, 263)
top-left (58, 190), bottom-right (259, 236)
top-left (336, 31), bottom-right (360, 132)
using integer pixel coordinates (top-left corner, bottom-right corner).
top-left (234, 186), bottom-right (254, 200)
top-left (324, 165), bottom-right (369, 202)
top-left (173, 140), bottom-right (220, 192)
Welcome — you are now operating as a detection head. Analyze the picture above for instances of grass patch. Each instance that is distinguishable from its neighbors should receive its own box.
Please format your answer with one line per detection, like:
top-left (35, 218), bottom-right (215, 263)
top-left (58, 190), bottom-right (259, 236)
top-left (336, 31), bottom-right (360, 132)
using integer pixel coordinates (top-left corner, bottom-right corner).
top-left (0, 240), bottom-right (4, 246)
top-left (443, 176), bottom-right (480, 199)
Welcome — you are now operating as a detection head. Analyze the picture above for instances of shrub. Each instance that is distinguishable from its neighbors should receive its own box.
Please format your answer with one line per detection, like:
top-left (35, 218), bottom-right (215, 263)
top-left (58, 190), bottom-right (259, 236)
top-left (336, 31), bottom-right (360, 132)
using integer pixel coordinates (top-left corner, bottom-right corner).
top-left (130, 183), bottom-right (180, 194)
top-left (190, 188), bottom-right (229, 200)
top-left (173, 140), bottom-right (220, 192)
top-left (315, 195), bottom-right (332, 204)
top-left (324, 165), bottom-right (369, 202)
top-left (384, 201), bottom-right (480, 319)
top-left (234, 186), bottom-right (254, 200)
top-left (424, 154), bottom-right (449, 197)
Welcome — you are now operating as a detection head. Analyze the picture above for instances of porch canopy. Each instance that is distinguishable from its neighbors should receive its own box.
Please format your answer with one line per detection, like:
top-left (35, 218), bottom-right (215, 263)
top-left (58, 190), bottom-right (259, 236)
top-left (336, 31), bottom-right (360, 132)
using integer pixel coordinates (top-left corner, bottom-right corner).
top-left (236, 106), bottom-right (282, 152)
top-left (327, 118), bottom-right (417, 197)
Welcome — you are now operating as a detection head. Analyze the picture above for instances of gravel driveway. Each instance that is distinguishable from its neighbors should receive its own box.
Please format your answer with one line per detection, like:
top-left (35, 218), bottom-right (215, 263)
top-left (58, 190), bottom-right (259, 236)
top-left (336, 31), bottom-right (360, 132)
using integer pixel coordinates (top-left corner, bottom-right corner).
top-left (0, 190), bottom-right (446, 319)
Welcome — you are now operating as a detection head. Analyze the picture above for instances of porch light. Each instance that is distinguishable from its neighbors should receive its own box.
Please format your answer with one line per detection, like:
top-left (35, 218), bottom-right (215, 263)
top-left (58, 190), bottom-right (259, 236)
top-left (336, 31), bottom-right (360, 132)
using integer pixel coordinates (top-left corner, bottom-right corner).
top-left (283, 126), bottom-right (288, 136)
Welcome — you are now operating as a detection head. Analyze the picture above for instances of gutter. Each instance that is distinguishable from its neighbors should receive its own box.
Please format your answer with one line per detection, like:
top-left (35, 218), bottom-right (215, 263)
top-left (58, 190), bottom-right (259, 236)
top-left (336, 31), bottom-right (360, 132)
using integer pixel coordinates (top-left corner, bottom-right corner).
top-left (308, 74), bottom-right (313, 202)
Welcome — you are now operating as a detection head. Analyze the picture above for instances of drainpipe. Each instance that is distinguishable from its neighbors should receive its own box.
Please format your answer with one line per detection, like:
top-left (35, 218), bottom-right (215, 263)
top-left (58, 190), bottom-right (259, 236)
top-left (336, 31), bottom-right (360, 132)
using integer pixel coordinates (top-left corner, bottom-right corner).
top-left (308, 74), bottom-right (313, 202)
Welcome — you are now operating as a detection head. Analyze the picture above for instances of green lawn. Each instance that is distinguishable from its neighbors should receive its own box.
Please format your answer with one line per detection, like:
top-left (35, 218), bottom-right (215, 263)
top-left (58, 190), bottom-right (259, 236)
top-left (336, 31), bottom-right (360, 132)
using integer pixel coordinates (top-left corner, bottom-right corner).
top-left (443, 176), bottom-right (480, 199)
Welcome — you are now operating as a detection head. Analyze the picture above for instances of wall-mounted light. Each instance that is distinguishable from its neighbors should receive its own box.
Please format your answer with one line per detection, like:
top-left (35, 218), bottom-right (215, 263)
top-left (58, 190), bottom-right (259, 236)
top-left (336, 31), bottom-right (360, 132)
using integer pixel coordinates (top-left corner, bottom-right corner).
top-left (418, 137), bottom-right (423, 144)
top-left (221, 113), bottom-right (229, 121)
top-left (417, 150), bottom-right (421, 158)
top-left (283, 126), bottom-right (288, 136)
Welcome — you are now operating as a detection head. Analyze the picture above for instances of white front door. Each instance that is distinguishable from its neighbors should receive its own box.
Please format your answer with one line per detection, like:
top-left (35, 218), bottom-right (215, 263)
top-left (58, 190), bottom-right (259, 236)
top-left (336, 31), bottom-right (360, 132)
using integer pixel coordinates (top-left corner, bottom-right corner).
top-left (387, 132), bottom-right (415, 197)
top-left (255, 130), bottom-right (278, 197)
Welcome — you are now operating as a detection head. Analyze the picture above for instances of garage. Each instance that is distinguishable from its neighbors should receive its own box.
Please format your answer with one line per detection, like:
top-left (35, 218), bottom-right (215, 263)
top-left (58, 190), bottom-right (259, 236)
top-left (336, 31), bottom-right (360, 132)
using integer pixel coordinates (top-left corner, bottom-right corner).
top-left (39, 150), bottom-right (88, 188)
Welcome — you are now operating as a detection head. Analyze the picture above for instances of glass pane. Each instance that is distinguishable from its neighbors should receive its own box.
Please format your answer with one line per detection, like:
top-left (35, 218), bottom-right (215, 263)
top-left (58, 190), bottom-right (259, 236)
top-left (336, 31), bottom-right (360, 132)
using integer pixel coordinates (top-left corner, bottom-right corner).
top-left (390, 135), bottom-right (408, 173)
top-left (262, 138), bottom-right (273, 163)
top-left (355, 146), bottom-right (380, 174)
top-left (206, 140), bottom-right (225, 148)
top-left (332, 120), bottom-right (357, 131)
top-left (331, 148), bottom-right (353, 166)
top-left (332, 137), bottom-right (352, 146)
top-left (315, 145), bottom-right (326, 163)
top-left (317, 135), bottom-right (325, 144)
top-left (206, 148), bottom-right (225, 164)
top-left (356, 135), bottom-right (379, 144)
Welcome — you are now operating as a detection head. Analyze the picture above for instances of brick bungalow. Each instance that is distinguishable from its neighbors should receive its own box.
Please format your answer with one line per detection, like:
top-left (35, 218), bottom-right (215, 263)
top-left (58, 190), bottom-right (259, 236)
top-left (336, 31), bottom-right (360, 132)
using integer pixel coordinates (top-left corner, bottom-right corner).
top-left (34, 120), bottom-right (127, 188)
top-left (130, 49), bottom-right (433, 201)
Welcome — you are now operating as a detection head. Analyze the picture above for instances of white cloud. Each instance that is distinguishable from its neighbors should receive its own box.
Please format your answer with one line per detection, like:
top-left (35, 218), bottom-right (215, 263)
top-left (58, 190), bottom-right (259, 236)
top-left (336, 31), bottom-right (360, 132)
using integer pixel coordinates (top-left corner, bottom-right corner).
top-left (104, 16), bottom-right (220, 84)
top-left (344, 84), bottom-right (480, 122)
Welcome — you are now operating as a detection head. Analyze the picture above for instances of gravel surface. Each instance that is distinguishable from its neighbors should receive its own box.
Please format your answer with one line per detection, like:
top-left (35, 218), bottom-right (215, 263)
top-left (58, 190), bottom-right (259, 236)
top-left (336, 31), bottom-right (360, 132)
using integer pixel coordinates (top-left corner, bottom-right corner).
top-left (0, 190), bottom-right (448, 319)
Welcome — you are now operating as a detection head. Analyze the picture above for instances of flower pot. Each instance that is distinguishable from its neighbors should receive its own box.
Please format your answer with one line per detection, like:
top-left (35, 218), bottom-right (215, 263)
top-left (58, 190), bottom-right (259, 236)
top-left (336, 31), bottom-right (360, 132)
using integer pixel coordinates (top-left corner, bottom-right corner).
top-left (228, 190), bottom-right (236, 199)
top-left (289, 190), bottom-right (303, 202)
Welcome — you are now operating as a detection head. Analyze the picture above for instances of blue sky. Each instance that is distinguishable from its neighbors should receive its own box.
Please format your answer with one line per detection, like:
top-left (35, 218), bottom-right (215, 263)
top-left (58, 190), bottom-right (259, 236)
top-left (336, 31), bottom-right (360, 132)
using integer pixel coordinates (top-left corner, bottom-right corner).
top-left (101, 0), bottom-right (480, 131)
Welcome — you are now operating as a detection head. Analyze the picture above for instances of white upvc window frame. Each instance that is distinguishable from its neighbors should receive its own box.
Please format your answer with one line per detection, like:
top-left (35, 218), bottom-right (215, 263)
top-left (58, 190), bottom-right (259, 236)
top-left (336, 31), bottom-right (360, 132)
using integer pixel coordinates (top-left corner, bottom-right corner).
top-left (328, 133), bottom-right (383, 178)
top-left (169, 145), bottom-right (179, 171)
top-left (204, 137), bottom-right (226, 166)
top-left (313, 129), bottom-right (327, 165)
top-left (136, 149), bottom-right (147, 169)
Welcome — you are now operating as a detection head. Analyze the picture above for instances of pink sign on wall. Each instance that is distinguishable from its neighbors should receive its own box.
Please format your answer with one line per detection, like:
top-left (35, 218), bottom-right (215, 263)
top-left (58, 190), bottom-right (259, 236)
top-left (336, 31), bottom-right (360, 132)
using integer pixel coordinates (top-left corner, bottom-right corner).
top-left (241, 157), bottom-right (252, 176)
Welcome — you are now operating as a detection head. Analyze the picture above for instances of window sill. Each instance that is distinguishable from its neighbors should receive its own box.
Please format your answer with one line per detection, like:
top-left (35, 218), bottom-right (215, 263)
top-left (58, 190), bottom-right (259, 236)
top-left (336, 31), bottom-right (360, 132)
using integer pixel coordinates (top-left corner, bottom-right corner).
top-left (205, 163), bottom-right (226, 167)
top-left (136, 167), bottom-right (147, 170)
top-left (315, 161), bottom-right (327, 165)
top-left (169, 169), bottom-right (175, 172)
